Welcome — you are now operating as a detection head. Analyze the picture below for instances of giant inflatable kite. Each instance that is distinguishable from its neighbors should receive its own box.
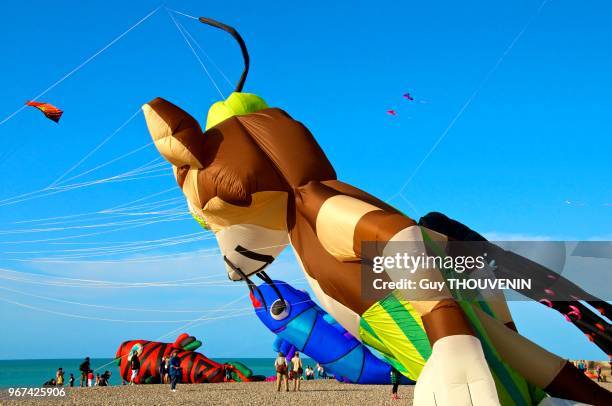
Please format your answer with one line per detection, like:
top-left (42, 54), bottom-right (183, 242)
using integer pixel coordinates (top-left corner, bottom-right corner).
top-left (251, 279), bottom-right (415, 385)
top-left (142, 16), bottom-right (612, 405)
top-left (114, 333), bottom-right (260, 384)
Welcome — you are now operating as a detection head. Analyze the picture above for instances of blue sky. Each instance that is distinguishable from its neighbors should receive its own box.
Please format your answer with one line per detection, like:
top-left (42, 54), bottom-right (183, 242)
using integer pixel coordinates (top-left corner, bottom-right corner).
top-left (0, 0), bottom-right (610, 361)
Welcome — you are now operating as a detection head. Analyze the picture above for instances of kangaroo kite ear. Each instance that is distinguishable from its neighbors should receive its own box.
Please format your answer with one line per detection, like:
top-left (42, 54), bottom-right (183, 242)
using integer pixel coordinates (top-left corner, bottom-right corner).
top-left (142, 97), bottom-right (207, 168)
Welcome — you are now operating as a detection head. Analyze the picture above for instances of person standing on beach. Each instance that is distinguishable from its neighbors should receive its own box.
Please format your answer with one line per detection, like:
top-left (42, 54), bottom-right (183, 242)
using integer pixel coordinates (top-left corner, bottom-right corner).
top-left (390, 367), bottom-right (401, 400)
top-left (130, 353), bottom-right (140, 385)
top-left (291, 352), bottom-right (303, 392)
top-left (165, 357), bottom-right (171, 384)
top-left (597, 365), bottom-right (603, 382)
top-left (159, 356), bottom-right (167, 384)
top-left (79, 357), bottom-right (90, 387)
top-left (274, 352), bottom-right (289, 392)
top-left (316, 363), bottom-right (326, 379)
top-left (56, 368), bottom-right (64, 386)
top-left (68, 373), bottom-right (75, 387)
top-left (87, 370), bottom-right (94, 387)
top-left (169, 350), bottom-right (182, 392)
top-left (224, 365), bottom-right (233, 382)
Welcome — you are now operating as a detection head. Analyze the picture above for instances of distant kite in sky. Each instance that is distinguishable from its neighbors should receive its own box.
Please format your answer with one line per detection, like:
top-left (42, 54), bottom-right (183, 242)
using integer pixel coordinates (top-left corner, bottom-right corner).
top-left (403, 92), bottom-right (414, 101)
top-left (386, 109), bottom-right (397, 116)
top-left (26, 101), bottom-right (63, 123)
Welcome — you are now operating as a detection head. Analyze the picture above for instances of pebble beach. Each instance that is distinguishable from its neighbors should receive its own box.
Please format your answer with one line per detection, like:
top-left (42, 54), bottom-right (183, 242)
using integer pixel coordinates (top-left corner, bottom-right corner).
top-left (3, 380), bottom-right (412, 406)
top-left (3, 380), bottom-right (612, 406)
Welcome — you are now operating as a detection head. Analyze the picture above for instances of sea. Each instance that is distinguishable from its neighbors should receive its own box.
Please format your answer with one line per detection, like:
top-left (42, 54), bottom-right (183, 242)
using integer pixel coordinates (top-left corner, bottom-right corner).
top-left (0, 358), bottom-right (305, 388)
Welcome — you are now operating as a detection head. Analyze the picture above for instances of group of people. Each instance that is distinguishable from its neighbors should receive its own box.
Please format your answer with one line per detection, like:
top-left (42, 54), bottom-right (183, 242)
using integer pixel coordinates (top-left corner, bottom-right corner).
top-left (273, 351), bottom-right (404, 399)
top-left (79, 357), bottom-right (109, 387)
top-left (43, 357), bottom-right (111, 388)
top-left (304, 366), bottom-right (315, 380)
top-left (575, 359), bottom-right (590, 373)
top-left (274, 351), bottom-right (305, 391)
top-left (159, 351), bottom-right (182, 390)
top-left (573, 359), bottom-right (609, 382)
top-left (303, 364), bottom-right (325, 380)
top-left (42, 368), bottom-right (73, 387)
top-left (128, 350), bottom-right (182, 391)
top-left (79, 357), bottom-right (112, 387)
top-left (272, 352), bottom-right (338, 391)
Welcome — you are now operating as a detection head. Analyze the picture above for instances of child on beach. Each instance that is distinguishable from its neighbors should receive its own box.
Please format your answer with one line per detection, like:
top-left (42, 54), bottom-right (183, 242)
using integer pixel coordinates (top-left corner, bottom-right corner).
top-left (98, 370), bottom-right (111, 386)
top-left (291, 352), bottom-right (303, 392)
top-left (68, 373), bottom-right (75, 387)
top-left (87, 370), bottom-right (94, 387)
top-left (274, 352), bottom-right (289, 392)
top-left (160, 356), bottom-right (167, 384)
top-left (56, 368), bottom-right (64, 386)
top-left (169, 350), bottom-right (182, 392)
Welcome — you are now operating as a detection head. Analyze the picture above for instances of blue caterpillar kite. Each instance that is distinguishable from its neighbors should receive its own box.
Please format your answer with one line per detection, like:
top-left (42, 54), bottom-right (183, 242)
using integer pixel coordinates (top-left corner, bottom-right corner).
top-left (250, 279), bottom-right (414, 385)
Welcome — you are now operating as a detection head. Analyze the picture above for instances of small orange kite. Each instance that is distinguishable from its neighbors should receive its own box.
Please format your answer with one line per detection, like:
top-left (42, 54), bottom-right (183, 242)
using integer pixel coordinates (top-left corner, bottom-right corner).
top-left (26, 101), bottom-right (63, 123)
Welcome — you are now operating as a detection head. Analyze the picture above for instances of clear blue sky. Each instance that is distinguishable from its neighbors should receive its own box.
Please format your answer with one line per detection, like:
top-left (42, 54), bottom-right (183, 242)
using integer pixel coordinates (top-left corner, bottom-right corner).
top-left (0, 0), bottom-right (610, 361)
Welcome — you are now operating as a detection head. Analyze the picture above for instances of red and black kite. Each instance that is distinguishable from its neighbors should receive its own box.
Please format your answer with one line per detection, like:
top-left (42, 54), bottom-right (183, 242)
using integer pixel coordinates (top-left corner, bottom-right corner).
top-left (26, 101), bottom-right (63, 123)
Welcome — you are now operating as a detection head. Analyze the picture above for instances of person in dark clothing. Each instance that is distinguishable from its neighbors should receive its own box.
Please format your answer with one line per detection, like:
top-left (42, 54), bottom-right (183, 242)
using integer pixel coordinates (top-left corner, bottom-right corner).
top-left (159, 357), bottom-right (167, 383)
top-left (168, 350), bottom-right (181, 392)
top-left (390, 367), bottom-right (401, 400)
top-left (68, 373), bottom-right (75, 387)
top-left (98, 370), bottom-right (111, 386)
top-left (224, 365), bottom-right (233, 382)
top-left (130, 353), bottom-right (140, 384)
top-left (79, 357), bottom-right (90, 387)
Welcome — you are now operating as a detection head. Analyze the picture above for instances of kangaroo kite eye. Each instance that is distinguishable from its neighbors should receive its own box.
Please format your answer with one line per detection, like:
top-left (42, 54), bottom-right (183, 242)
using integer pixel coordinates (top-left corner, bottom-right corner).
top-left (270, 299), bottom-right (290, 320)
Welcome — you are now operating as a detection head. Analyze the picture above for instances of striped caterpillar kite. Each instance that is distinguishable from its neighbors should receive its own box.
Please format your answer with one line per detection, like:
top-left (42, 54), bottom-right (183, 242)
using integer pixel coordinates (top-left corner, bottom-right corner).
top-left (114, 333), bottom-right (259, 384)
top-left (142, 16), bottom-right (612, 406)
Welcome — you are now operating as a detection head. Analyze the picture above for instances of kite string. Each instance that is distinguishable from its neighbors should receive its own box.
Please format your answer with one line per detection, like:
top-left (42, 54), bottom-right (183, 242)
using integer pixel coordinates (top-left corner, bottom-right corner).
top-left (0, 285), bottom-right (254, 313)
top-left (16, 196), bottom-right (185, 228)
top-left (157, 276), bottom-right (310, 342)
top-left (48, 108), bottom-right (143, 188)
top-left (0, 212), bottom-right (190, 245)
top-left (0, 259), bottom-right (298, 288)
top-left (92, 282), bottom-right (309, 373)
top-left (3, 230), bottom-right (208, 254)
top-left (53, 142), bottom-right (158, 186)
top-left (0, 266), bottom-right (233, 286)
top-left (166, 9), bottom-right (225, 98)
top-left (388, 0), bottom-right (551, 201)
top-left (0, 295), bottom-right (253, 323)
top-left (0, 5), bottom-right (162, 127)
top-left (0, 142), bottom-right (158, 208)
top-left (166, 7), bottom-right (198, 20)
top-left (5, 241), bottom-right (291, 264)
top-left (103, 186), bottom-right (178, 213)
top-left (177, 16), bottom-right (235, 89)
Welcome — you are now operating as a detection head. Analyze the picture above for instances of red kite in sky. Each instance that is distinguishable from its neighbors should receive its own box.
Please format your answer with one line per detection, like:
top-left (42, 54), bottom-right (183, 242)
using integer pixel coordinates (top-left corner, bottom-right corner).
top-left (26, 101), bottom-right (63, 123)
top-left (386, 109), bottom-right (397, 116)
